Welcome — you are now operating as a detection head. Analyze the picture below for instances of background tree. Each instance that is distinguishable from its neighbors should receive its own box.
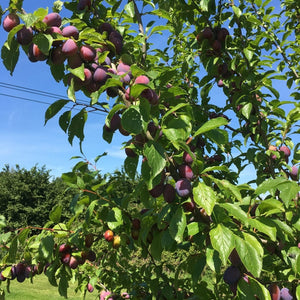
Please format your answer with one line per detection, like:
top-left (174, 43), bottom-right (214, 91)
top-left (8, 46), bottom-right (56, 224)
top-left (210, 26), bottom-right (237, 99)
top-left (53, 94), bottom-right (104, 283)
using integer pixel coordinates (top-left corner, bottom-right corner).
top-left (0, 0), bottom-right (299, 299)
top-left (0, 164), bottom-right (73, 231)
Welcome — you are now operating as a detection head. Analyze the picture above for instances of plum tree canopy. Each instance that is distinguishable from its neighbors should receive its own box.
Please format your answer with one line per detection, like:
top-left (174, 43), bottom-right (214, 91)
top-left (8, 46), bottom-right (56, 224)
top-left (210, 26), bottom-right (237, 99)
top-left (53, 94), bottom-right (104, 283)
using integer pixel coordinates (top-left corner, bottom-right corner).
top-left (0, 0), bottom-right (299, 299)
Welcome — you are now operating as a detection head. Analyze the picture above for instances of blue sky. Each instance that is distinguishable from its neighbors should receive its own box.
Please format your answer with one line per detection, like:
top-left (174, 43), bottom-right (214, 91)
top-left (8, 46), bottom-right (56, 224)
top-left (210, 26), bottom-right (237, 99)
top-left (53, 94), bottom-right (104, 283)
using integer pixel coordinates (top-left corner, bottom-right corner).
top-left (0, 0), bottom-right (297, 182)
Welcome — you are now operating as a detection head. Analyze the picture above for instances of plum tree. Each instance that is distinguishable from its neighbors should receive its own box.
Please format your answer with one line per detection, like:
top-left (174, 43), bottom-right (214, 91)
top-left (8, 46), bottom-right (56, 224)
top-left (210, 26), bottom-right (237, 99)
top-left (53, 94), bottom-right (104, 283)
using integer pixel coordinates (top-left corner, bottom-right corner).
top-left (1, 0), bottom-right (300, 299)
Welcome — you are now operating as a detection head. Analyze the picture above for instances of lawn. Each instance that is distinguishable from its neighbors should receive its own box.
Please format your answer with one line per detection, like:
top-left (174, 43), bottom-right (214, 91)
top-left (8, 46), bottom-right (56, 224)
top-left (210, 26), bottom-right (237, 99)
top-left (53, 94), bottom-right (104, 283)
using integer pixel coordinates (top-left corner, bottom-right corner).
top-left (3, 274), bottom-right (98, 300)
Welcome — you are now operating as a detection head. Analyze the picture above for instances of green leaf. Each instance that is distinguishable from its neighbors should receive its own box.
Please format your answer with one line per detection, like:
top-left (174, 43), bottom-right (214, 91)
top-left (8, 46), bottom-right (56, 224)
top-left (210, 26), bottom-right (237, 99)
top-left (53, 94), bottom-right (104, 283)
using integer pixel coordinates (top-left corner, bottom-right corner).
top-left (39, 235), bottom-right (55, 261)
top-left (249, 217), bottom-right (277, 241)
top-left (18, 228), bottom-right (30, 244)
top-left (235, 235), bottom-right (262, 277)
top-left (205, 129), bottom-right (228, 147)
top-left (67, 109), bottom-right (87, 145)
top-left (124, 1), bottom-right (135, 18)
top-left (124, 156), bottom-right (138, 179)
top-left (237, 275), bottom-right (271, 299)
top-left (49, 204), bottom-right (62, 224)
top-left (58, 273), bottom-right (69, 298)
top-left (209, 177), bottom-right (242, 201)
top-left (1, 39), bottom-right (20, 75)
top-left (107, 207), bottom-right (123, 230)
top-left (59, 110), bottom-right (71, 133)
top-left (121, 106), bottom-right (143, 134)
top-left (232, 5), bottom-right (242, 18)
top-left (194, 117), bottom-right (228, 137)
top-left (105, 104), bottom-right (126, 128)
top-left (33, 33), bottom-right (53, 55)
top-left (219, 203), bottom-right (249, 224)
top-left (68, 64), bottom-right (85, 81)
top-left (162, 115), bottom-right (192, 142)
top-left (209, 224), bottom-right (235, 265)
top-left (7, 236), bottom-right (18, 263)
top-left (169, 207), bottom-right (186, 243)
top-left (102, 124), bottom-right (113, 144)
top-left (45, 99), bottom-right (69, 125)
top-left (242, 103), bottom-right (253, 119)
top-left (150, 231), bottom-right (163, 260)
top-left (257, 199), bottom-right (284, 216)
top-left (144, 141), bottom-right (166, 185)
top-left (161, 103), bottom-right (189, 123)
top-left (193, 182), bottom-right (216, 215)
top-left (206, 247), bottom-right (222, 273)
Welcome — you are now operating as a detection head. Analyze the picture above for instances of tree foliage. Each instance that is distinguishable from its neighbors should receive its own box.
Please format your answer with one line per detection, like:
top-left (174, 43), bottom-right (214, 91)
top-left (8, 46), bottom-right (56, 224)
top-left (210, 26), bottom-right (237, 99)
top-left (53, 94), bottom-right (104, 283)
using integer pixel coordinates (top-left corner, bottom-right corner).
top-left (0, 165), bottom-right (73, 231)
top-left (0, 0), bottom-right (300, 299)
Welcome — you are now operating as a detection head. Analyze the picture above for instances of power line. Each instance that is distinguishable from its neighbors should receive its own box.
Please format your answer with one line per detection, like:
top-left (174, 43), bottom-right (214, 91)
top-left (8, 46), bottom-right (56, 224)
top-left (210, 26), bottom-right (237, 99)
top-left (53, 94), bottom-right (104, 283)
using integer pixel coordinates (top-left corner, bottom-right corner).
top-left (0, 81), bottom-right (91, 105)
top-left (0, 93), bottom-right (106, 116)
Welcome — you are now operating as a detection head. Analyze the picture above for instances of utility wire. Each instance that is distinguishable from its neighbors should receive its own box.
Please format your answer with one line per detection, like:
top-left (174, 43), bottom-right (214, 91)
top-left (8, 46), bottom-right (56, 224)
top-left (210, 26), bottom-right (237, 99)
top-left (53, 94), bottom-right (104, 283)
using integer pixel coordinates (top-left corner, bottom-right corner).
top-left (0, 93), bottom-right (107, 116)
top-left (0, 81), bottom-right (91, 105)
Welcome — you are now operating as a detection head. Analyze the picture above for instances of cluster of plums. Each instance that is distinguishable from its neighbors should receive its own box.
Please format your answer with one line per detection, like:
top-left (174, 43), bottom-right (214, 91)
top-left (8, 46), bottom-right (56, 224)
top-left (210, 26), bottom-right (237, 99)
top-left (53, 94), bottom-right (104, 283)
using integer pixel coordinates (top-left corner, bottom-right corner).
top-left (268, 144), bottom-right (298, 180)
top-left (197, 26), bottom-right (229, 54)
top-left (103, 229), bottom-right (121, 249)
top-left (223, 250), bottom-right (294, 299)
top-left (3, 7), bottom-right (155, 101)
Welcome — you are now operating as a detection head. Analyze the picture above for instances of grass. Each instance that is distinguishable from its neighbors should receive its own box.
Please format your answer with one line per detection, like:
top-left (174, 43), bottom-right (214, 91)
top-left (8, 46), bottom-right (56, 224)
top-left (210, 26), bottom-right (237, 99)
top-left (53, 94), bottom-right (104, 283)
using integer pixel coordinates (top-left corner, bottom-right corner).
top-left (2, 274), bottom-right (97, 300)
